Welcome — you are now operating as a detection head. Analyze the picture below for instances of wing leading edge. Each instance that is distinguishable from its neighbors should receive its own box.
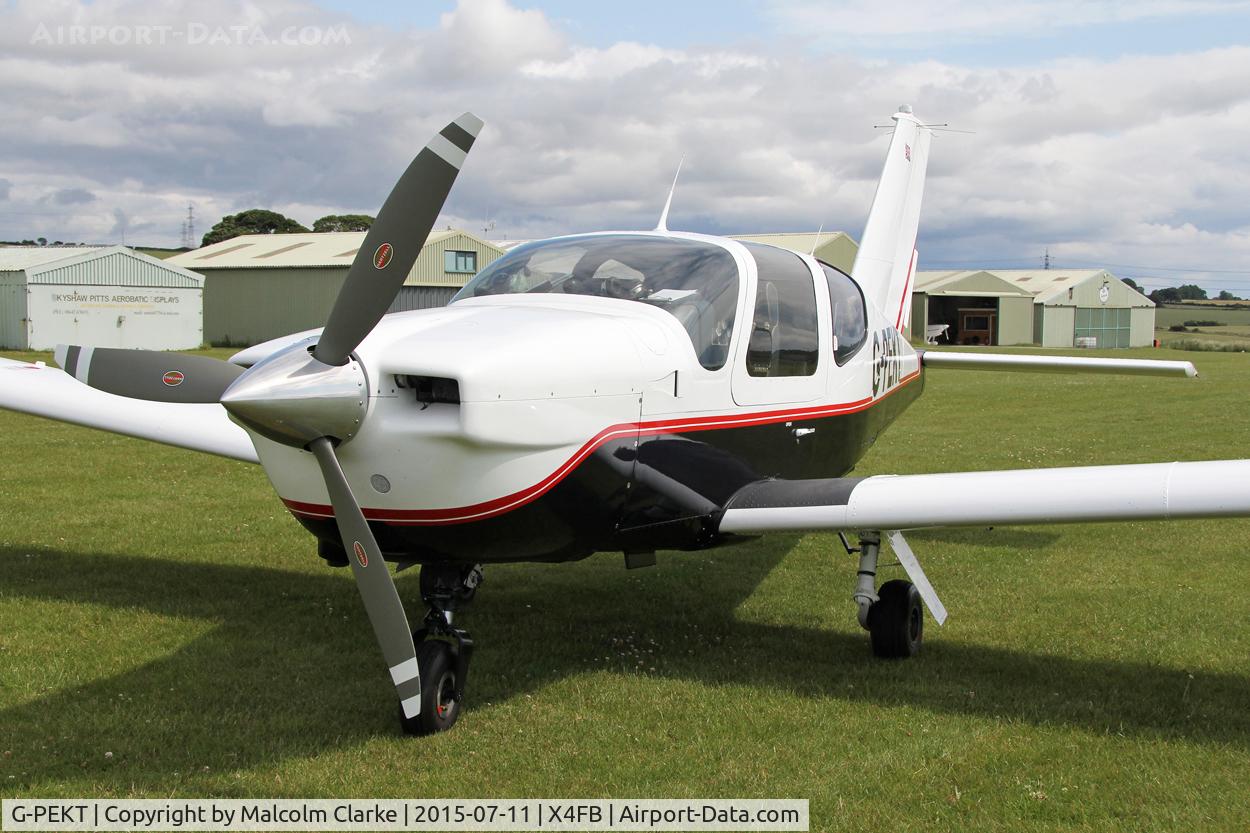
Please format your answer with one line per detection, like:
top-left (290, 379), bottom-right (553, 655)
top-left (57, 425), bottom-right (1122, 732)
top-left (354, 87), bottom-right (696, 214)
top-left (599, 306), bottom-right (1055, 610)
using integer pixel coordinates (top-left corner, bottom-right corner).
top-left (0, 357), bottom-right (258, 462)
top-left (717, 459), bottom-right (1250, 534)
top-left (919, 350), bottom-right (1197, 378)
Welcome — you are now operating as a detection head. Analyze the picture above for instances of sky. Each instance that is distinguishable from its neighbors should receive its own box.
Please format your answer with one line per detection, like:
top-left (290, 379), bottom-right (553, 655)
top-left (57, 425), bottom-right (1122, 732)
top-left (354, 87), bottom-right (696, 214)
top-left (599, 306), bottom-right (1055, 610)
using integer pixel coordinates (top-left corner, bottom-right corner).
top-left (1, 0), bottom-right (1249, 295)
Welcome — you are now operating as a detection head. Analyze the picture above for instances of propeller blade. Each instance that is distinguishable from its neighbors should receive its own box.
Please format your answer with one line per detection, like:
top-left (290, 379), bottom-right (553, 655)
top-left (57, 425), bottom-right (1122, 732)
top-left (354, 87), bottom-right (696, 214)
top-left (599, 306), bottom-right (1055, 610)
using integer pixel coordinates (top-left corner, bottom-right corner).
top-left (313, 112), bottom-right (484, 366)
top-left (53, 344), bottom-right (245, 404)
top-left (308, 437), bottom-right (422, 718)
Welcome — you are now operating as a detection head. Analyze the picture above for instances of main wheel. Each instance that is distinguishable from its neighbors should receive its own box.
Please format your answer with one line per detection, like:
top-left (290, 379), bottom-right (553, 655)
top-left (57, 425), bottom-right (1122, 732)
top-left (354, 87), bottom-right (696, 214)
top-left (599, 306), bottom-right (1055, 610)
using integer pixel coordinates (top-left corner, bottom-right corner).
top-left (399, 640), bottom-right (461, 735)
top-left (868, 579), bottom-right (923, 658)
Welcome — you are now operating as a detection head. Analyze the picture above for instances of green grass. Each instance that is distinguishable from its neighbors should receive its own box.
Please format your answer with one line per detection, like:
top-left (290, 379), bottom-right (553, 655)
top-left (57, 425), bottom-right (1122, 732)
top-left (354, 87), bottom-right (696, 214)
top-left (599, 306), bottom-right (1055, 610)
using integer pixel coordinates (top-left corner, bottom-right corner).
top-left (3, 346), bottom-right (1250, 831)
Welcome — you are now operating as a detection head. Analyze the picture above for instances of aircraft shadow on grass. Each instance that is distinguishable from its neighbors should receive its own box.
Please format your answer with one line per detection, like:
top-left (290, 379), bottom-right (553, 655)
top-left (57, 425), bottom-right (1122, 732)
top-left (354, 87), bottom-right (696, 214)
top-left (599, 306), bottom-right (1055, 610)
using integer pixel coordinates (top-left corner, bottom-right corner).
top-left (907, 527), bottom-right (1063, 550)
top-left (1, 538), bottom-right (1247, 791)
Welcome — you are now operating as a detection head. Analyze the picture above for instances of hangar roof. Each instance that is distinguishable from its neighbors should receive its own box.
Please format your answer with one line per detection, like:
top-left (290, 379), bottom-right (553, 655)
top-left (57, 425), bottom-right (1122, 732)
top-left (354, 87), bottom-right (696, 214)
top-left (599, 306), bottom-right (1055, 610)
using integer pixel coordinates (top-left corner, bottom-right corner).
top-left (0, 246), bottom-right (109, 270)
top-left (169, 230), bottom-right (495, 270)
top-left (0, 245), bottom-right (204, 287)
top-left (731, 231), bottom-right (859, 273)
top-left (916, 268), bottom-right (1152, 307)
top-left (915, 270), bottom-right (1033, 297)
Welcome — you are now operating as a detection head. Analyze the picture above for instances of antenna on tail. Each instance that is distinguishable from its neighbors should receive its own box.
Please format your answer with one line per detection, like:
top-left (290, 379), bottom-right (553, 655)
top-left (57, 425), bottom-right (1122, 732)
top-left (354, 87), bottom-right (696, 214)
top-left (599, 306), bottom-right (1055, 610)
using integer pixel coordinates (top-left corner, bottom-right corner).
top-left (655, 156), bottom-right (685, 232)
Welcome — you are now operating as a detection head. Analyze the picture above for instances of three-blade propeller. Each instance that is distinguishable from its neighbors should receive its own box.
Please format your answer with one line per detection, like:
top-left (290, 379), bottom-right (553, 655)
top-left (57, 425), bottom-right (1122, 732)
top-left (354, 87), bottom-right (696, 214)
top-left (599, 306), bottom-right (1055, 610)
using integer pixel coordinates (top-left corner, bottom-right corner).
top-left (52, 112), bottom-right (484, 721)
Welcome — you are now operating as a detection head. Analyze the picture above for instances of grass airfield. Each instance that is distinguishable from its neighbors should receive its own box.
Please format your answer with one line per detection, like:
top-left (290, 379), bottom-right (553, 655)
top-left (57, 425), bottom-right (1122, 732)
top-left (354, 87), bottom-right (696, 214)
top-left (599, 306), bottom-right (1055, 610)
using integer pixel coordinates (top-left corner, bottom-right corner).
top-left (2, 345), bottom-right (1249, 831)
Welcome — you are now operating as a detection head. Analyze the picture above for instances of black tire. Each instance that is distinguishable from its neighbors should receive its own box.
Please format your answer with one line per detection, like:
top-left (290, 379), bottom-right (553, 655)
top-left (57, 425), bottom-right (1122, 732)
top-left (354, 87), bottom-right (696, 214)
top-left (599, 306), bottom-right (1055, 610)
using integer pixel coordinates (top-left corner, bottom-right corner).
top-left (868, 579), bottom-right (923, 658)
top-left (398, 640), bottom-right (461, 735)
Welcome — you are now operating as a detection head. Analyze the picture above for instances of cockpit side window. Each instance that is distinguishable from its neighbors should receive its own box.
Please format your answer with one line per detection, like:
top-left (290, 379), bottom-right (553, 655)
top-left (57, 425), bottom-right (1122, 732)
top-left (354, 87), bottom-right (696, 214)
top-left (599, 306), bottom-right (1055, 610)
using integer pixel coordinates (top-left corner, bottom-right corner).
top-left (451, 235), bottom-right (739, 370)
top-left (741, 243), bottom-right (819, 377)
top-left (821, 262), bottom-right (867, 365)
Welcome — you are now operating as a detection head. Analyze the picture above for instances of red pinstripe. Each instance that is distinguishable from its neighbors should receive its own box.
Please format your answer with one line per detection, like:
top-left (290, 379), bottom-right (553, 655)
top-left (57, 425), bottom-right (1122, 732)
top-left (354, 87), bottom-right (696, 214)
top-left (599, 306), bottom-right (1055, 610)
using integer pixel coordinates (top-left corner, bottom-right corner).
top-left (284, 369), bottom-right (921, 526)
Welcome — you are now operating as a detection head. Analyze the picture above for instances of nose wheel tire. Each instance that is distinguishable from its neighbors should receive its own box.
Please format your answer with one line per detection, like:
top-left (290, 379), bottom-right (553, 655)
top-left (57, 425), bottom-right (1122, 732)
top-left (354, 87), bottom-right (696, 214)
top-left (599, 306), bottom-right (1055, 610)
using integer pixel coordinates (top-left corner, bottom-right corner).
top-left (868, 579), bottom-right (923, 658)
top-left (399, 640), bottom-right (461, 736)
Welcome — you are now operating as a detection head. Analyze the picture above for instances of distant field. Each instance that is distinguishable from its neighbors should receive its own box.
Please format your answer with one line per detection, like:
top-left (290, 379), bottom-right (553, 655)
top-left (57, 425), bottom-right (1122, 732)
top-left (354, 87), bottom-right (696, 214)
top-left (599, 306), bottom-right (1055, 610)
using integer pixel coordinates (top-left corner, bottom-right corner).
top-left (1163, 299), bottom-right (1250, 308)
top-left (1155, 305), bottom-right (1250, 327)
top-left (2, 346), bottom-right (1250, 831)
top-left (1157, 327), bottom-right (1250, 351)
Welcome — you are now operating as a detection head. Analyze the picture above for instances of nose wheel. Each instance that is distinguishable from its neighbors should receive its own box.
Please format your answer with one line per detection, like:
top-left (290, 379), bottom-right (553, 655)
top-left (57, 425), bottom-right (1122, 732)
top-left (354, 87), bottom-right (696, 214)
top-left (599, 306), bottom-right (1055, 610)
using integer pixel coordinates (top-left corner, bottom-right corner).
top-left (398, 564), bottom-right (481, 736)
top-left (399, 640), bottom-right (462, 735)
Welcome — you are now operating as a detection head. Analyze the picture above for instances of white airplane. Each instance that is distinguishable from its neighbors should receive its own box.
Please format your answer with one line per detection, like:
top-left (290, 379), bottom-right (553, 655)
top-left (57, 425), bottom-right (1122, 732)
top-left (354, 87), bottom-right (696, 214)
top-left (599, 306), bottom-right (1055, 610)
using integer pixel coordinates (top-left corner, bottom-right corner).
top-left (3, 107), bottom-right (1249, 736)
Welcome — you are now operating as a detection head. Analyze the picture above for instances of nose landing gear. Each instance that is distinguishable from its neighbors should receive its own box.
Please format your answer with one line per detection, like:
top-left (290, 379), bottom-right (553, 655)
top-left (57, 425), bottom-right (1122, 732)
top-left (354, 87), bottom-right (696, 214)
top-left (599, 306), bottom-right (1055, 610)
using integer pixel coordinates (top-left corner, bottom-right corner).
top-left (398, 563), bottom-right (481, 736)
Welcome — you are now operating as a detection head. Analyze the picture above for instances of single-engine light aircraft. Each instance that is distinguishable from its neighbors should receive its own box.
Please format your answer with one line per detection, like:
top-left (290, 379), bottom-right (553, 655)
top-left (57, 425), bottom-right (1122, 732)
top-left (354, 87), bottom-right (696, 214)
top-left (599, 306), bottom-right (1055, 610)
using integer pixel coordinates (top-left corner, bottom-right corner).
top-left (3, 107), bottom-right (1249, 735)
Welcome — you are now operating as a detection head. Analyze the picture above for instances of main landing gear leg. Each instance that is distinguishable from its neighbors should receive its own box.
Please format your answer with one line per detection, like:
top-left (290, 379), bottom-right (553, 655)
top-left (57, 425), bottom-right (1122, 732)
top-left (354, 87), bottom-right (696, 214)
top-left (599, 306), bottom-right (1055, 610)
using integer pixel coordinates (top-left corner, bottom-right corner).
top-left (844, 531), bottom-right (925, 658)
top-left (398, 564), bottom-right (482, 736)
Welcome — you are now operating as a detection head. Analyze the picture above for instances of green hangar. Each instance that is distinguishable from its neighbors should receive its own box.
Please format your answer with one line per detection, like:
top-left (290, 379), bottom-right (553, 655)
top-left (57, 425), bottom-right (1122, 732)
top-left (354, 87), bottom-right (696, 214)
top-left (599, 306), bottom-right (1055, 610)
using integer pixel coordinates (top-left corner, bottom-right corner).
top-left (727, 235), bottom-right (1152, 349)
top-left (170, 230), bottom-right (504, 346)
top-left (731, 231), bottom-right (859, 274)
top-left (908, 268), bottom-right (1156, 348)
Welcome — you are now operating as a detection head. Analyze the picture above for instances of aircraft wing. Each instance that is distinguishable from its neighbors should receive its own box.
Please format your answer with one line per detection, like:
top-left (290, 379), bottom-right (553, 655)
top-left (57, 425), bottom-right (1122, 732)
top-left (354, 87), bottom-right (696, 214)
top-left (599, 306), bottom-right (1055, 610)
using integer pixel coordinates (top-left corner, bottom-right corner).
top-left (0, 357), bottom-right (258, 463)
top-left (228, 329), bottom-right (320, 367)
top-left (717, 459), bottom-right (1250, 533)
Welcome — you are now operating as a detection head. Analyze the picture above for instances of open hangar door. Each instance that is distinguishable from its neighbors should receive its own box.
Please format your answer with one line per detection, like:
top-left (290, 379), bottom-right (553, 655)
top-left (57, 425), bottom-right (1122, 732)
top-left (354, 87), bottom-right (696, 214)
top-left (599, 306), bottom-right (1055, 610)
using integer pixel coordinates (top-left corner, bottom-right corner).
top-left (909, 271), bottom-right (1035, 346)
top-left (927, 295), bottom-right (999, 345)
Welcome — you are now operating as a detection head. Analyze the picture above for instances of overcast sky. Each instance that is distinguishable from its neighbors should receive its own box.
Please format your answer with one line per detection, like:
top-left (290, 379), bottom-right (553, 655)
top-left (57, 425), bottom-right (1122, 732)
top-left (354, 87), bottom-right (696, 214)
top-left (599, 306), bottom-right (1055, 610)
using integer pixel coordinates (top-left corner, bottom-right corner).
top-left (2, 0), bottom-right (1249, 294)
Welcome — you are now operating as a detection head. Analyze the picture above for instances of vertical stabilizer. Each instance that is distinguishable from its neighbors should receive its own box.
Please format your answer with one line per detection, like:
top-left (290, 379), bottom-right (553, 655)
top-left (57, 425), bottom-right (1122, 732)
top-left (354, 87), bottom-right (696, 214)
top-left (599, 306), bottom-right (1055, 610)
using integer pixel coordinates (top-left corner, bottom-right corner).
top-left (851, 106), bottom-right (931, 330)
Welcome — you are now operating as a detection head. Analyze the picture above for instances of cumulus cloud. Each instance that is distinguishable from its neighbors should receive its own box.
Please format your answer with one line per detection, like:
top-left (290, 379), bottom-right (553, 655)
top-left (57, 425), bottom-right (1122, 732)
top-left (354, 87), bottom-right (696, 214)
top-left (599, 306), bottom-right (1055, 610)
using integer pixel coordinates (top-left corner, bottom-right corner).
top-left (426, 0), bottom-right (564, 77)
top-left (46, 187), bottom-right (96, 205)
top-left (108, 207), bottom-right (129, 240)
top-left (0, 0), bottom-right (1247, 291)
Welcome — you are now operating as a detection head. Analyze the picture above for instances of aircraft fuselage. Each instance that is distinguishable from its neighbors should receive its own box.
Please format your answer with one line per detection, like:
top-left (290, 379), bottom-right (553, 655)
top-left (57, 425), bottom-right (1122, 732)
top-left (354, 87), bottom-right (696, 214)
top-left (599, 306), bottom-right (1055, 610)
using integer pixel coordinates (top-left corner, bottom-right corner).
top-left (246, 231), bottom-right (923, 564)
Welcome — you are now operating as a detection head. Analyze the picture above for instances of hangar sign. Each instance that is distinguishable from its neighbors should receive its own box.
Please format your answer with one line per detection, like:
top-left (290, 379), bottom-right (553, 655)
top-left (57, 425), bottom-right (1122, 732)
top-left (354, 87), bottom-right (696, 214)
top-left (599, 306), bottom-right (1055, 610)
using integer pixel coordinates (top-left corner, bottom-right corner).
top-left (29, 285), bottom-right (202, 351)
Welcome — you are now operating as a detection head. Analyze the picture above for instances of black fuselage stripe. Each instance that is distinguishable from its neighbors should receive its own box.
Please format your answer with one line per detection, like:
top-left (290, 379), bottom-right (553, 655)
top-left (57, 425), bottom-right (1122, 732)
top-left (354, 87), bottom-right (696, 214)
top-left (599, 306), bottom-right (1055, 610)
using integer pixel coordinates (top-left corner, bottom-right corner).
top-left (723, 476), bottom-right (866, 511)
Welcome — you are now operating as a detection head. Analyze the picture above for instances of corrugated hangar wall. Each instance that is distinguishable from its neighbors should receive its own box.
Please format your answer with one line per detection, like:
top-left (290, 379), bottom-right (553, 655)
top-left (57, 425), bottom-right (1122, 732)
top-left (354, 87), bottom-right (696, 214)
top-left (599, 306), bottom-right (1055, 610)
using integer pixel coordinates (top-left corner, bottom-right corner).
top-left (204, 267), bottom-right (345, 347)
top-left (998, 296), bottom-right (1034, 345)
top-left (0, 277), bottom-right (28, 349)
top-left (0, 247), bottom-right (204, 350)
top-left (392, 286), bottom-right (458, 311)
top-left (198, 231), bottom-right (502, 346)
top-left (406, 232), bottom-right (500, 287)
top-left (205, 272), bottom-right (460, 345)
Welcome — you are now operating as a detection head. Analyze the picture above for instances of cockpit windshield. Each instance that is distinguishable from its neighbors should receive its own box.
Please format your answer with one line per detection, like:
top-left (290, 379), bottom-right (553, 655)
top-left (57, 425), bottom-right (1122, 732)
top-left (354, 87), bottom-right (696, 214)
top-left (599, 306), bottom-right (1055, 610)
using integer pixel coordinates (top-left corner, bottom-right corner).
top-left (451, 235), bottom-right (740, 370)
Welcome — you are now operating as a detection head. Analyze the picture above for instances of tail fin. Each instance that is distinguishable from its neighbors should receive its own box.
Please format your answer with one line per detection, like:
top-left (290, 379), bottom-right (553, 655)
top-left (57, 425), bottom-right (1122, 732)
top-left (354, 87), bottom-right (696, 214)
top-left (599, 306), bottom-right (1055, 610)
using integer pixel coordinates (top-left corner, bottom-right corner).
top-left (850, 106), bottom-right (931, 330)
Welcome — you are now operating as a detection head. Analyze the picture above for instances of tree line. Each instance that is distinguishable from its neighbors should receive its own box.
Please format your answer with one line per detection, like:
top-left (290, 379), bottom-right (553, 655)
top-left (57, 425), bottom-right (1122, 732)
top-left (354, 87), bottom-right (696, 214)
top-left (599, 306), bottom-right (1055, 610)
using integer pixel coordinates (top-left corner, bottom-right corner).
top-left (1146, 284), bottom-right (1242, 303)
top-left (201, 210), bottom-right (374, 246)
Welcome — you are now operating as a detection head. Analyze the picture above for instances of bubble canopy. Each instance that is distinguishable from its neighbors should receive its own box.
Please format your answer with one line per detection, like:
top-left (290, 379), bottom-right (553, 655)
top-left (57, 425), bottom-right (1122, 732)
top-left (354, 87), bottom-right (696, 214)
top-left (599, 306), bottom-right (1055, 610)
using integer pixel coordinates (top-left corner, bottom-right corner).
top-left (452, 235), bottom-right (741, 370)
